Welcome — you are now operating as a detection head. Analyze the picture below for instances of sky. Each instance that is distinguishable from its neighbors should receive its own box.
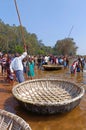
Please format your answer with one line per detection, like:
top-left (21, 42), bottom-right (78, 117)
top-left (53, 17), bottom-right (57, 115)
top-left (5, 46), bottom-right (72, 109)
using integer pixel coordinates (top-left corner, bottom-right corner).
top-left (0, 0), bottom-right (86, 55)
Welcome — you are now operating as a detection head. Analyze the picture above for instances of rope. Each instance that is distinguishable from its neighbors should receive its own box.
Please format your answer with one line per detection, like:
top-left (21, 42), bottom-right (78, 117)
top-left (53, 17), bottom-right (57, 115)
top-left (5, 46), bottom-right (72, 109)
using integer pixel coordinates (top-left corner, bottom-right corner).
top-left (14, 0), bottom-right (26, 51)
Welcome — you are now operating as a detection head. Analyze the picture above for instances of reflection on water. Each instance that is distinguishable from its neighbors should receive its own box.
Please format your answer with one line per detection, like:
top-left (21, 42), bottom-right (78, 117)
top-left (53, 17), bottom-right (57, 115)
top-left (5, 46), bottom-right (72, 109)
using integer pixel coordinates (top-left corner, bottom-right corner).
top-left (82, 72), bottom-right (86, 84)
top-left (1, 67), bottom-right (86, 130)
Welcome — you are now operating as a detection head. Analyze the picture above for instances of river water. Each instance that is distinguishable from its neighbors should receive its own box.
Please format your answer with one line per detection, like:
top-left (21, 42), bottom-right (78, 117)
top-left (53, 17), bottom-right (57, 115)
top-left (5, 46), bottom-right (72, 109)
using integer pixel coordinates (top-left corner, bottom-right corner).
top-left (0, 67), bottom-right (86, 130)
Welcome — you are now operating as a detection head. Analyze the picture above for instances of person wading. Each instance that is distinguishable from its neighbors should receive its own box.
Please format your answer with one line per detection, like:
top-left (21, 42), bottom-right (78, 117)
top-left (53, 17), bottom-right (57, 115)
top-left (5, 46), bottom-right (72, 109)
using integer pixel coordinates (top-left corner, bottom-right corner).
top-left (10, 51), bottom-right (27, 83)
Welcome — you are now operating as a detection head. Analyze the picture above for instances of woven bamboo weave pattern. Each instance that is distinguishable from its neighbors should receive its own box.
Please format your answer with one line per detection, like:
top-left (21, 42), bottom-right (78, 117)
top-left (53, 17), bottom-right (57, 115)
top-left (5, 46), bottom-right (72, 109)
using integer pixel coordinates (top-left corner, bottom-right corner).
top-left (0, 109), bottom-right (31, 130)
top-left (12, 79), bottom-right (85, 114)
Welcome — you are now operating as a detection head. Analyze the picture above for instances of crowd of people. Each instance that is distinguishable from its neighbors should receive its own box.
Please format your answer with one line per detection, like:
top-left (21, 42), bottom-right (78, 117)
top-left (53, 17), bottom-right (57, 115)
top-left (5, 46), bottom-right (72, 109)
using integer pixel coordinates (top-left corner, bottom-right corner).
top-left (0, 51), bottom-right (86, 86)
top-left (0, 51), bottom-right (27, 85)
top-left (36, 55), bottom-right (69, 69)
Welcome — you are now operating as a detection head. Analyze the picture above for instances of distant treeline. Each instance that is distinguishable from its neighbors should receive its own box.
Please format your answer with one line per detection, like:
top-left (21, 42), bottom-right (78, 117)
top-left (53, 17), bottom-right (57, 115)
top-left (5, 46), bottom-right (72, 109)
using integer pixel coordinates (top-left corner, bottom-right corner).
top-left (0, 19), bottom-right (78, 55)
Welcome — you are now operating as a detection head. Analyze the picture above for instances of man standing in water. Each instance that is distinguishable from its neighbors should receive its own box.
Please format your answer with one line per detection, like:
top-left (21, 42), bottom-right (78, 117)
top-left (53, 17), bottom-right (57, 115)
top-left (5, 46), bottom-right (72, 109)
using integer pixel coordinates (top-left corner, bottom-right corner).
top-left (10, 51), bottom-right (27, 83)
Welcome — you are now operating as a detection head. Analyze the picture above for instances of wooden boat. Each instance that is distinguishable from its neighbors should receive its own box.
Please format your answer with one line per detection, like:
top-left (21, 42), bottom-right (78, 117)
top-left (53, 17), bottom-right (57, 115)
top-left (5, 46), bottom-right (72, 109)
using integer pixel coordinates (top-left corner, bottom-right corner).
top-left (42, 64), bottom-right (63, 70)
top-left (0, 109), bottom-right (31, 130)
top-left (12, 79), bottom-right (85, 115)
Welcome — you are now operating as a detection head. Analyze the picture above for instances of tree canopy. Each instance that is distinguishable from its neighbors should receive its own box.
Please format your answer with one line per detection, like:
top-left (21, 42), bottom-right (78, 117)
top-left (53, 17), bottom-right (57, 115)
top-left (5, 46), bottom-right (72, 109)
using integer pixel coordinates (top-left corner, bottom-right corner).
top-left (0, 20), bottom-right (78, 56)
top-left (53, 38), bottom-right (78, 56)
top-left (0, 20), bottom-right (53, 55)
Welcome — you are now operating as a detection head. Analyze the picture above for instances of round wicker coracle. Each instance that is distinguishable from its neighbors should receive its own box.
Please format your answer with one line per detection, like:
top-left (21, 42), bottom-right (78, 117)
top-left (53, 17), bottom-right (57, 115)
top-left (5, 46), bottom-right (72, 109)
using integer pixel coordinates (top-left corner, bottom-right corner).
top-left (0, 109), bottom-right (31, 130)
top-left (12, 79), bottom-right (85, 114)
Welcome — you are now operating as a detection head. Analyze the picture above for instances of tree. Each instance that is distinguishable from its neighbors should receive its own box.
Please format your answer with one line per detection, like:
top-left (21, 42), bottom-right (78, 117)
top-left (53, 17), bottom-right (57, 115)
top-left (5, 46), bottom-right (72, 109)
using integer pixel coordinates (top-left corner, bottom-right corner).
top-left (15, 45), bottom-right (23, 54)
top-left (54, 38), bottom-right (78, 56)
top-left (0, 19), bottom-right (78, 55)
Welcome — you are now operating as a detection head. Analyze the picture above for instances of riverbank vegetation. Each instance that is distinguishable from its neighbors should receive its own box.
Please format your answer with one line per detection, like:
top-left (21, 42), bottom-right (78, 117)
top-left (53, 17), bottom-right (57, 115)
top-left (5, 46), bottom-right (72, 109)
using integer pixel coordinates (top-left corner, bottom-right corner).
top-left (0, 19), bottom-right (78, 56)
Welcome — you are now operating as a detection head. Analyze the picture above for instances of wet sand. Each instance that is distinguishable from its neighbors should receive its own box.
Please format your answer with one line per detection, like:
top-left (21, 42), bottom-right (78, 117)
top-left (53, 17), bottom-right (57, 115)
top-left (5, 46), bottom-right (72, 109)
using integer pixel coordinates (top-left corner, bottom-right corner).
top-left (0, 67), bottom-right (86, 130)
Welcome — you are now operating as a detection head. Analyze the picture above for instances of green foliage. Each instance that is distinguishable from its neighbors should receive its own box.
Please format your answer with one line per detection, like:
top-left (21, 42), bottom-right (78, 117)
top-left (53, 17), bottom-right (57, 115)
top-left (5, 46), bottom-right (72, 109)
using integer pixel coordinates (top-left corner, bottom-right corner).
top-left (15, 45), bottom-right (23, 54)
top-left (0, 20), bottom-right (52, 54)
top-left (54, 38), bottom-right (78, 56)
top-left (0, 20), bottom-right (78, 55)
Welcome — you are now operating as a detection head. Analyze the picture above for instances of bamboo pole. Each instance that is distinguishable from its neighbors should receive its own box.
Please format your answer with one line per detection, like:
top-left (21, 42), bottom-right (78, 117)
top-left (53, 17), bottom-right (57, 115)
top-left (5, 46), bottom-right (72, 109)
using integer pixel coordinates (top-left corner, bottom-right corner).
top-left (14, 0), bottom-right (26, 51)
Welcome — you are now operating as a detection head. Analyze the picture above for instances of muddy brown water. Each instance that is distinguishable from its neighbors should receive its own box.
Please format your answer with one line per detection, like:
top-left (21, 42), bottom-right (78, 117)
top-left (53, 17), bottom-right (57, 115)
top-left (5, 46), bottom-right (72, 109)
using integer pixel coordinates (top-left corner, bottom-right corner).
top-left (0, 67), bottom-right (86, 130)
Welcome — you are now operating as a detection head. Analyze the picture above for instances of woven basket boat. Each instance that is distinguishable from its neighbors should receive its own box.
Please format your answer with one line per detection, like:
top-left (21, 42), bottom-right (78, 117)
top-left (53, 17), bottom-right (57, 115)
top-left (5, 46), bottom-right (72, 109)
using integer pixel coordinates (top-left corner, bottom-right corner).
top-left (42, 65), bottom-right (63, 70)
top-left (0, 109), bottom-right (31, 130)
top-left (12, 79), bottom-right (85, 115)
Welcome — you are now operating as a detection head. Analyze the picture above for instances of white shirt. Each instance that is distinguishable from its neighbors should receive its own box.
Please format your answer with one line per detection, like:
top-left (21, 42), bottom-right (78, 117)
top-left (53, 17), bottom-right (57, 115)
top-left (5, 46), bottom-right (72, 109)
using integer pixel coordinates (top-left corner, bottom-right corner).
top-left (10, 52), bottom-right (27, 73)
top-left (45, 56), bottom-right (49, 63)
